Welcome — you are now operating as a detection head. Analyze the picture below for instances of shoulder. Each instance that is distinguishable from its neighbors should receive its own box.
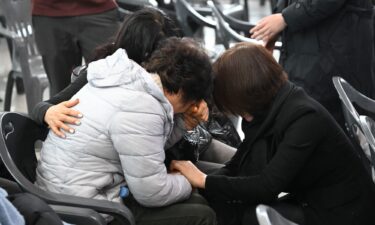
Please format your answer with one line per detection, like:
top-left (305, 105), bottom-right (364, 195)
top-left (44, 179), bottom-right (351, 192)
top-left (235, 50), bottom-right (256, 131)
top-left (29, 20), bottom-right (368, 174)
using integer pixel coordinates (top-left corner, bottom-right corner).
top-left (108, 92), bottom-right (169, 132)
top-left (275, 87), bottom-right (329, 132)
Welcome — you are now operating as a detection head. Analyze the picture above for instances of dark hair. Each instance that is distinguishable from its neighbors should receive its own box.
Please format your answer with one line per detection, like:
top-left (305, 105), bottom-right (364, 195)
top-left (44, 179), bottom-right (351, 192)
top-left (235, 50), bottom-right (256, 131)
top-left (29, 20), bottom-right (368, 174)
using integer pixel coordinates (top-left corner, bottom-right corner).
top-left (213, 42), bottom-right (287, 115)
top-left (91, 7), bottom-right (179, 64)
top-left (143, 37), bottom-right (213, 103)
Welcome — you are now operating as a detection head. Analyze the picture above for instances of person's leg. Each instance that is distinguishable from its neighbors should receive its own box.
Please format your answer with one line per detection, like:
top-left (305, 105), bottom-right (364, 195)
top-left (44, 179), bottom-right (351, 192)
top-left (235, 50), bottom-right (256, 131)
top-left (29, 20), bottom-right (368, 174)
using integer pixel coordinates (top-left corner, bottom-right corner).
top-left (33, 16), bottom-right (82, 96)
top-left (121, 192), bottom-right (216, 225)
top-left (200, 139), bottom-right (236, 164)
top-left (195, 160), bottom-right (224, 174)
top-left (76, 9), bottom-right (120, 62)
top-left (196, 139), bottom-right (237, 173)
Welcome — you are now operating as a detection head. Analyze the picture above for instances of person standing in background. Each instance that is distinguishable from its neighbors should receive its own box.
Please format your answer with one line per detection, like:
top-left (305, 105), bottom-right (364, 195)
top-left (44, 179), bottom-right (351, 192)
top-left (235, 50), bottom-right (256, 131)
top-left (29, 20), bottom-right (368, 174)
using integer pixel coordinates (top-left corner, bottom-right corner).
top-left (250, 0), bottom-right (375, 128)
top-left (32, 0), bottom-right (121, 95)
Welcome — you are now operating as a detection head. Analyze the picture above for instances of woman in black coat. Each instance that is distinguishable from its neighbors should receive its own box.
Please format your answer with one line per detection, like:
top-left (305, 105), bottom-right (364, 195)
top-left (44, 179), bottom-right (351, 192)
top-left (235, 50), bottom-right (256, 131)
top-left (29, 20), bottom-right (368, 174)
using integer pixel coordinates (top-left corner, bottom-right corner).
top-left (250, 0), bottom-right (375, 128)
top-left (171, 43), bottom-right (375, 225)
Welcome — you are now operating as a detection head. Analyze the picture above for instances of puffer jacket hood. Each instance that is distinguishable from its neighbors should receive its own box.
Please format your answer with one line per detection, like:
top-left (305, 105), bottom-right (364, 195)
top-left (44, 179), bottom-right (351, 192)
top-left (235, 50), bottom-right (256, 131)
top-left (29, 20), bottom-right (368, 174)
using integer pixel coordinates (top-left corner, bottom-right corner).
top-left (87, 49), bottom-right (173, 123)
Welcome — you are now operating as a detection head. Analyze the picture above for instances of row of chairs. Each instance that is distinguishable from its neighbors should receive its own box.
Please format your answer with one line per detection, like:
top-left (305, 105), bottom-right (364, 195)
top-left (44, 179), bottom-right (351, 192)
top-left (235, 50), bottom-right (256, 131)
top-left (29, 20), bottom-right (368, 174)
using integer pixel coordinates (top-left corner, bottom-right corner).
top-left (2, 76), bottom-right (373, 224)
top-left (174, 0), bottom-right (282, 49)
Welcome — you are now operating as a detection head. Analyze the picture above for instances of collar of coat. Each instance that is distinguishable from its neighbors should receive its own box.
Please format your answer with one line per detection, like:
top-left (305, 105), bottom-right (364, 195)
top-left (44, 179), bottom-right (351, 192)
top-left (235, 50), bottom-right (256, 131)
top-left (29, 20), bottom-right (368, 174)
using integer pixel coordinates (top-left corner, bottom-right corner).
top-left (237, 81), bottom-right (317, 165)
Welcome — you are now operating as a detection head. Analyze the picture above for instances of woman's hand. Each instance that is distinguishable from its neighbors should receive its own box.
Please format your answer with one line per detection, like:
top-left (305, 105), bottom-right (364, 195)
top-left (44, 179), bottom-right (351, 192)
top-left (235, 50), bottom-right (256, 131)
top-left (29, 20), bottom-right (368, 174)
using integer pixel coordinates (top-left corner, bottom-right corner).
top-left (183, 100), bottom-right (209, 130)
top-left (170, 160), bottom-right (207, 188)
top-left (250, 13), bottom-right (287, 43)
top-left (44, 99), bottom-right (82, 138)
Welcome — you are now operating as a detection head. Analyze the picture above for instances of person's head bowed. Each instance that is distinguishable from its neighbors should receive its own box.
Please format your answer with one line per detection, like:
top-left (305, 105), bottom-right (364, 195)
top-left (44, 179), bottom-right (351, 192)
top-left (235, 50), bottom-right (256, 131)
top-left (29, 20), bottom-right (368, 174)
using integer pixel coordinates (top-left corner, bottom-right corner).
top-left (213, 42), bottom-right (287, 118)
top-left (144, 37), bottom-right (213, 113)
top-left (92, 7), bottom-right (179, 64)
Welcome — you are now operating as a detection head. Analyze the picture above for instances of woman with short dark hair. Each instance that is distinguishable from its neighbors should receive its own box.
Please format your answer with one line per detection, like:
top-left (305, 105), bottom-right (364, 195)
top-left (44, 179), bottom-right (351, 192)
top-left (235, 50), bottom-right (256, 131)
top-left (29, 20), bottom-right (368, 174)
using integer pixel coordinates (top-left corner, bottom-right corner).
top-left (171, 42), bottom-right (375, 225)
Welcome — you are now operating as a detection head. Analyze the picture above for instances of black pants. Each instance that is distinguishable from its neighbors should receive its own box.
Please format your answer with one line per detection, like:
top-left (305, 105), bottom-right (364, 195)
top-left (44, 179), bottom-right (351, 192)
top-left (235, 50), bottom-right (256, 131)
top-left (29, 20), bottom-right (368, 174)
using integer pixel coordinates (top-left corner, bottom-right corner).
top-left (32, 9), bottom-right (120, 96)
top-left (110, 192), bottom-right (216, 225)
top-left (210, 198), bottom-right (305, 225)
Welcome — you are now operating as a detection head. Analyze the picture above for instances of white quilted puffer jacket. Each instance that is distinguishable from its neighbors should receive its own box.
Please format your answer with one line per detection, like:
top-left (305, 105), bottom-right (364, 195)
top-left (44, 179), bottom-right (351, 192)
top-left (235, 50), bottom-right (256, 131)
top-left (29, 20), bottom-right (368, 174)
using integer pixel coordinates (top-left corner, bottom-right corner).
top-left (36, 49), bottom-right (191, 207)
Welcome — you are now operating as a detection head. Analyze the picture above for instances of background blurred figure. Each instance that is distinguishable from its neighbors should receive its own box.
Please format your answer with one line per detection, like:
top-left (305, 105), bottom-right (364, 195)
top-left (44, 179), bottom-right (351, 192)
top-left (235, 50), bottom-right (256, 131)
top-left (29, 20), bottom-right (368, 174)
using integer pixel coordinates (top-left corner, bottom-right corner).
top-left (250, 0), bottom-right (375, 128)
top-left (32, 0), bottom-right (121, 95)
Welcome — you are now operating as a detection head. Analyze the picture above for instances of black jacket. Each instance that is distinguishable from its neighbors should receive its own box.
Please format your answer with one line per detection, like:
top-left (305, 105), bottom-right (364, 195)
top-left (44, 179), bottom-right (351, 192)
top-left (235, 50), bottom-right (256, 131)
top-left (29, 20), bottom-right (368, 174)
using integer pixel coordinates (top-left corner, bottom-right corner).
top-left (278, 0), bottom-right (375, 126)
top-left (204, 82), bottom-right (375, 225)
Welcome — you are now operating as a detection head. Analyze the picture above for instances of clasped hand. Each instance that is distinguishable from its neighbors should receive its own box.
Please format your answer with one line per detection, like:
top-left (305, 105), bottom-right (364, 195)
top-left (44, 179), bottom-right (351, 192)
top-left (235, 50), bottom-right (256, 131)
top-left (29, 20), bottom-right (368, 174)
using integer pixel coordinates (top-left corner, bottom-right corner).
top-left (170, 160), bottom-right (207, 188)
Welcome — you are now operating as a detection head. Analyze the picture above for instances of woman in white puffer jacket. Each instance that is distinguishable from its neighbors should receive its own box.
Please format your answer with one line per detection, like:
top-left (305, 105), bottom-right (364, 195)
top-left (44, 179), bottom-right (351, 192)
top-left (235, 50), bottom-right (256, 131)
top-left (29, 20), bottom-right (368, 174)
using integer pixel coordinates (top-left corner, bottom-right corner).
top-left (36, 37), bottom-right (215, 225)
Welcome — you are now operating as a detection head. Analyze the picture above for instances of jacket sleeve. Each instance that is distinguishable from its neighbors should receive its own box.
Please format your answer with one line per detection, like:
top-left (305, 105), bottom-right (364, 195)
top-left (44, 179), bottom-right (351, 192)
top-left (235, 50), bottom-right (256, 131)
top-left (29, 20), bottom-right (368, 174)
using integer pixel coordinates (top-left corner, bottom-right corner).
top-left (30, 72), bottom-right (88, 126)
top-left (204, 113), bottom-right (323, 204)
top-left (165, 115), bottom-right (187, 149)
top-left (282, 0), bottom-right (346, 32)
top-left (109, 111), bottom-right (192, 207)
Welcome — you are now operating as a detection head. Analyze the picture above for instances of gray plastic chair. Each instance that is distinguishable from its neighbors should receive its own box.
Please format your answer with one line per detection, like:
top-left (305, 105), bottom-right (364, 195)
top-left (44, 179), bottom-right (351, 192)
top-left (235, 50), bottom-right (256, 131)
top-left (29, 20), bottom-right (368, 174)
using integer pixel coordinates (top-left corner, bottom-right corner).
top-left (360, 116), bottom-right (375, 158)
top-left (333, 76), bottom-right (375, 182)
top-left (174, 0), bottom-right (249, 37)
top-left (212, 0), bottom-right (254, 34)
top-left (174, 0), bottom-right (216, 37)
top-left (256, 204), bottom-right (299, 225)
top-left (208, 0), bottom-right (282, 50)
top-left (0, 112), bottom-right (135, 225)
top-left (0, 14), bottom-right (24, 110)
top-left (0, 0), bottom-right (49, 113)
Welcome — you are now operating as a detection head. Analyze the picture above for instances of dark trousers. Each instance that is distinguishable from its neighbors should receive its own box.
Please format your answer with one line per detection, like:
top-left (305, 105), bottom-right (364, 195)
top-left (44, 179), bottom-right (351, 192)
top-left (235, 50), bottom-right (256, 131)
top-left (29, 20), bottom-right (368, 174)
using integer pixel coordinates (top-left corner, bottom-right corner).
top-left (110, 192), bottom-right (216, 225)
top-left (32, 9), bottom-right (120, 96)
top-left (210, 197), bottom-right (305, 225)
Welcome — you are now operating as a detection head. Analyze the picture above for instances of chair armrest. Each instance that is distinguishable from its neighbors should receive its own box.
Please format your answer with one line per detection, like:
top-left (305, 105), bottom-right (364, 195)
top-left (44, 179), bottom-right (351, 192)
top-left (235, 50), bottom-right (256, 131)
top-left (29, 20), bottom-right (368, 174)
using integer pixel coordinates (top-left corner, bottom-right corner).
top-left (50, 205), bottom-right (106, 225)
top-left (39, 191), bottom-right (135, 225)
top-left (15, 181), bottom-right (135, 225)
top-left (0, 25), bottom-right (18, 40)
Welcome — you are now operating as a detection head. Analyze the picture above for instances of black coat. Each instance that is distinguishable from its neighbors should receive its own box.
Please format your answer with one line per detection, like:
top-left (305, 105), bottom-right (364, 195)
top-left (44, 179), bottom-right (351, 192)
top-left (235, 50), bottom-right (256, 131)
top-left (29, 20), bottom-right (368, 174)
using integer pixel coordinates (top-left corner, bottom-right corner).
top-left (204, 82), bottom-right (375, 225)
top-left (278, 0), bottom-right (375, 126)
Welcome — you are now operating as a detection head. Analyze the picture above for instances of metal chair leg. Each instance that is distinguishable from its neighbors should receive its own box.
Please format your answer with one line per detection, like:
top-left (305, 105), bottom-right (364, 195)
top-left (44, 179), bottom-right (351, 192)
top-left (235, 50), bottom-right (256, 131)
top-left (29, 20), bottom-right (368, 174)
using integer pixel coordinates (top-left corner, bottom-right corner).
top-left (15, 76), bottom-right (24, 94)
top-left (4, 70), bottom-right (15, 111)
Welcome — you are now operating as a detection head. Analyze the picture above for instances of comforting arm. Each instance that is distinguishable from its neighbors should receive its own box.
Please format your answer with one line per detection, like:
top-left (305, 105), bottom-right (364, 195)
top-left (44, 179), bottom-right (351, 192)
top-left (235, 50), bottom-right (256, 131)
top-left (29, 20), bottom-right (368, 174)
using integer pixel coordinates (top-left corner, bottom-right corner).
top-left (30, 72), bottom-right (88, 126)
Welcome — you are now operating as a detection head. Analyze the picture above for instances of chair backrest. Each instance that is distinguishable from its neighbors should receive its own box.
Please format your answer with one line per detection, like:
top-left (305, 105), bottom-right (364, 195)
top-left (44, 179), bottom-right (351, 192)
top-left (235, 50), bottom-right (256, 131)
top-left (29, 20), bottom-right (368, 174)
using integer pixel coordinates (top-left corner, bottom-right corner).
top-left (213, 1), bottom-right (252, 33)
top-left (0, 0), bottom-right (48, 113)
top-left (208, 1), bottom-right (282, 50)
top-left (256, 204), bottom-right (299, 225)
top-left (0, 0), bottom-right (38, 57)
top-left (0, 112), bottom-right (48, 183)
top-left (333, 76), bottom-right (375, 182)
top-left (174, 0), bottom-right (216, 37)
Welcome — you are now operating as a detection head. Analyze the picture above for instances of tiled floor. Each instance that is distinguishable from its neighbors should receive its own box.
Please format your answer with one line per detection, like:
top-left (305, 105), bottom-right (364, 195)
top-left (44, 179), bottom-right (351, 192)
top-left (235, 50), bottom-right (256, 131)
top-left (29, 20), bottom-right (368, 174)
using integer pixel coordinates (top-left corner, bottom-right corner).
top-left (0, 0), bottom-right (272, 113)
